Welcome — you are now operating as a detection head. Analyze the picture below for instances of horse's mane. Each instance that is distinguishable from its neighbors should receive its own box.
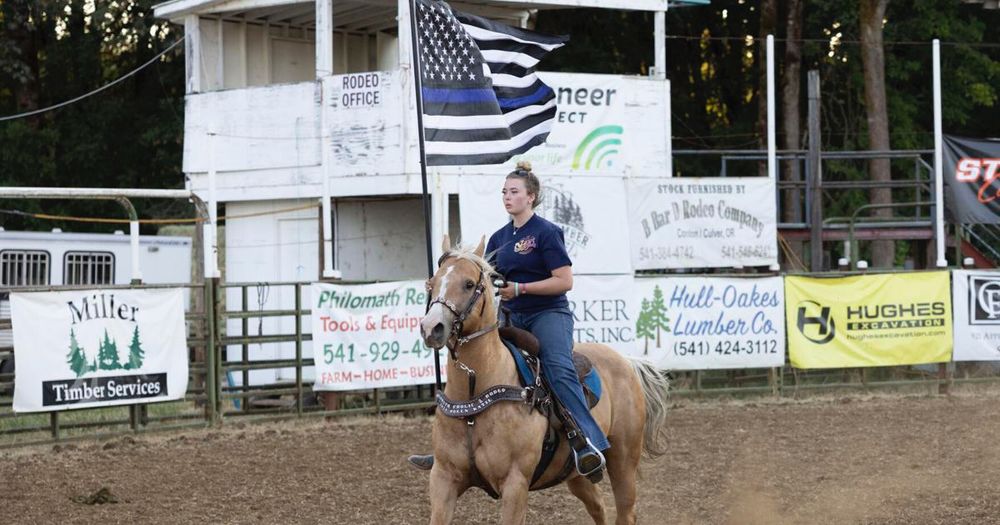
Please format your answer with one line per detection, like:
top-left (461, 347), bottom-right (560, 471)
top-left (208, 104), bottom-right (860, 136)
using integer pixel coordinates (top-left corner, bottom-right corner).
top-left (444, 245), bottom-right (495, 277)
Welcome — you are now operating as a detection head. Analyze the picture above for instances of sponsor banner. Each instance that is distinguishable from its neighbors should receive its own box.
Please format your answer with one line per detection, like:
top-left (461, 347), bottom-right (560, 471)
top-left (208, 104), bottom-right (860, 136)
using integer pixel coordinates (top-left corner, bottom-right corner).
top-left (785, 272), bottom-right (953, 369)
top-left (11, 289), bottom-right (188, 413)
top-left (324, 71), bottom-right (406, 176)
top-left (567, 275), bottom-right (640, 355)
top-left (459, 175), bottom-right (632, 274)
top-left (627, 177), bottom-right (778, 269)
top-left (634, 277), bottom-right (786, 370)
top-left (952, 270), bottom-right (1000, 361)
top-left (943, 135), bottom-right (1000, 224)
top-left (311, 281), bottom-right (447, 391)
top-left (502, 72), bottom-right (670, 177)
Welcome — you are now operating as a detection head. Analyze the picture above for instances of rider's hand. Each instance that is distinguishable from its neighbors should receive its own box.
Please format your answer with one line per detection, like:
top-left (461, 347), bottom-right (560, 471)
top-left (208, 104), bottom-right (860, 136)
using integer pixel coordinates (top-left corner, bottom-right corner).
top-left (498, 282), bottom-right (517, 302)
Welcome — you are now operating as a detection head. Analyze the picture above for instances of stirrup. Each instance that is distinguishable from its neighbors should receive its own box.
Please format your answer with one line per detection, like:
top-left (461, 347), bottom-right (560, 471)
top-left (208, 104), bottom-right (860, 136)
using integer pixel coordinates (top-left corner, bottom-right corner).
top-left (572, 438), bottom-right (605, 483)
top-left (407, 454), bottom-right (434, 471)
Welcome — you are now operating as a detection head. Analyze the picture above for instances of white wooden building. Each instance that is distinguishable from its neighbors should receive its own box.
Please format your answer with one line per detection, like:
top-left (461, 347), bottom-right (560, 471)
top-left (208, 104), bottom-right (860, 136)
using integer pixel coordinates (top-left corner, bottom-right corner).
top-left (153, 0), bottom-right (680, 384)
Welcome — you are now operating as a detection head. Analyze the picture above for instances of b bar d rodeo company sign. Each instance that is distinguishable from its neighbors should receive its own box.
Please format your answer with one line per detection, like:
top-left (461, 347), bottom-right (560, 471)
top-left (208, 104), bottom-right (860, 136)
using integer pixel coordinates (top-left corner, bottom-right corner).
top-left (11, 289), bottom-right (188, 413)
top-left (952, 270), bottom-right (1000, 361)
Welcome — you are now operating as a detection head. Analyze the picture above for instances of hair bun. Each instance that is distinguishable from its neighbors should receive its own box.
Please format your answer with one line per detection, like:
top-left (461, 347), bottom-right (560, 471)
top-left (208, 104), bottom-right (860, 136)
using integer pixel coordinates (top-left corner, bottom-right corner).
top-left (515, 160), bottom-right (532, 172)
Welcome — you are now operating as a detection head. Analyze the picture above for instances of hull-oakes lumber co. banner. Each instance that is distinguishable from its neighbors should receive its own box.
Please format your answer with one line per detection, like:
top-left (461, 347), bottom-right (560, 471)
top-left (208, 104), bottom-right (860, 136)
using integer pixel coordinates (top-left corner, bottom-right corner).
top-left (952, 270), bottom-right (1000, 361)
top-left (785, 272), bottom-right (953, 369)
top-left (11, 289), bottom-right (188, 413)
top-left (943, 135), bottom-right (1000, 224)
top-left (627, 177), bottom-right (778, 270)
top-left (634, 276), bottom-right (786, 370)
top-left (310, 281), bottom-right (447, 391)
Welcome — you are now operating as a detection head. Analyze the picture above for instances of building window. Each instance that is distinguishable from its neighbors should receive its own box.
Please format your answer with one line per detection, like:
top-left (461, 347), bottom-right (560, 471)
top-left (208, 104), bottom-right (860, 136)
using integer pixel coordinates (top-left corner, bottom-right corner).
top-left (64, 252), bottom-right (115, 286)
top-left (0, 250), bottom-right (50, 287)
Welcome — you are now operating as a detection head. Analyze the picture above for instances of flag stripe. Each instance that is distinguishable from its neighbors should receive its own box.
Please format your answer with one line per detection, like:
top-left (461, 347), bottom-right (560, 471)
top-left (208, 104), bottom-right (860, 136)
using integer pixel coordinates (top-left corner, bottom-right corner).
top-left (497, 84), bottom-right (553, 110)
top-left (426, 119), bottom-right (553, 155)
top-left (425, 107), bottom-right (557, 143)
top-left (485, 62), bottom-right (532, 78)
top-left (426, 133), bottom-right (550, 166)
top-left (424, 98), bottom-right (556, 130)
top-left (488, 72), bottom-right (539, 89)
top-left (455, 11), bottom-right (569, 47)
top-left (461, 24), bottom-right (565, 52)
top-left (480, 49), bottom-right (539, 69)
top-left (475, 38), bottom-right (551, 61)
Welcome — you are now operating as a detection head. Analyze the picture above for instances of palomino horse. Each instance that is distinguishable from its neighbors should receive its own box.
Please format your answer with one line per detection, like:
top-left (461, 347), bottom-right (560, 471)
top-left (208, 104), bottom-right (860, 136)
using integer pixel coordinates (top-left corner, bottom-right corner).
top-left (419, 238), bottom-right (670, 525)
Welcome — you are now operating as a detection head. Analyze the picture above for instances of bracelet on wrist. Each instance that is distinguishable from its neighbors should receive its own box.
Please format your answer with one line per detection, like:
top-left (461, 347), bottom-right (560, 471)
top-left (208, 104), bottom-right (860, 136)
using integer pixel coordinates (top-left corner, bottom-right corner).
top-left (514, 282), bottom-right (520, 297)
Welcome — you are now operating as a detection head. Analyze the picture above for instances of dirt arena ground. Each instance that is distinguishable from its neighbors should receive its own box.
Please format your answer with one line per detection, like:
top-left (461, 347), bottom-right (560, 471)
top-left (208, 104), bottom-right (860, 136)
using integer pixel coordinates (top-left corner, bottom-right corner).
top-left (3, 388), bottom-right (1000, 524)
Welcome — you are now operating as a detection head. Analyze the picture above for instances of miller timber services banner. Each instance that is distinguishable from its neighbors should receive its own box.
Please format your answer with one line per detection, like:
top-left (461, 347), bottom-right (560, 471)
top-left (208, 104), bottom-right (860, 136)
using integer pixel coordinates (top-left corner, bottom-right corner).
top-left (952, 270), bottom-right (1000, 361)
top-left (311, 281), bottom-right (447, 391)
top-left (627, 177), bottom-right (778, 270)
top-left (634, 277), bottom-right (786, 370)
top-left (785, 272), bottom-right (953, 369)
top-left (11, 289), bottom-right (188, 413)
top-left (942, 135), bottom-right (1000, 224)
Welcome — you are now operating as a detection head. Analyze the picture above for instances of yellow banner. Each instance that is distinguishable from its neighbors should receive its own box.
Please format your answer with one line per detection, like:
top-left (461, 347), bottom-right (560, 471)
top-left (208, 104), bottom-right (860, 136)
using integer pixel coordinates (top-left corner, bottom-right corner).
top-left (785, 272), bottom-right (953, 369)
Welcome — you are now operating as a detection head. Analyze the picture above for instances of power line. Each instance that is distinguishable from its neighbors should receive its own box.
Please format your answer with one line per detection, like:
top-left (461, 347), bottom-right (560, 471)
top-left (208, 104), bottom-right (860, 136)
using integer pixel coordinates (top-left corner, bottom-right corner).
top-left (664, 35), bottom-right (1000, 48)
top-left (0, 37), bottom-right (186, 122)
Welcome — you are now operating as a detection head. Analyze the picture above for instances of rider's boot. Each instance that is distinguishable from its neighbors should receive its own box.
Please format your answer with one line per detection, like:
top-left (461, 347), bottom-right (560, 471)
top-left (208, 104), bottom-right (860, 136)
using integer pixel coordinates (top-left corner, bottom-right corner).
top-left (407, 454), bottom-right (434, 470)
top-left (568, 431), bottom-right (606, 483)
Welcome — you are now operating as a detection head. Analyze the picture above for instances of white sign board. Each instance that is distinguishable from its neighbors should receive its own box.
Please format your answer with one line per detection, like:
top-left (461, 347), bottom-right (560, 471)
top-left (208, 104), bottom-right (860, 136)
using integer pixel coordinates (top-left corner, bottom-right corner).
top-left (11, 289), bottom-right (188, 412)
top-left (311, 281), bottom-right (447, 391)
top-left (459, 175), bottom-right (632, 274)
top-left (324, 70), bottom-right (406, 176)
top-left (627, 177), bottom-right (778, 270)
top-left (567, 275), bottom-right (640, 354)
top-left (952, 270), bottom-right (1000, 361)
top-left (634, 277), bottom-right (786, 370)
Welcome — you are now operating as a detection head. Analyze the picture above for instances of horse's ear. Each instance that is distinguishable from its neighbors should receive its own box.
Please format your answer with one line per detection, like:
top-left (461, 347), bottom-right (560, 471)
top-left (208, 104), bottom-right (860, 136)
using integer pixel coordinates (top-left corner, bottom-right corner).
top-left (441, 234), bottom-right (451, 254)
top-left (473, 235), bottom-right (486, 257)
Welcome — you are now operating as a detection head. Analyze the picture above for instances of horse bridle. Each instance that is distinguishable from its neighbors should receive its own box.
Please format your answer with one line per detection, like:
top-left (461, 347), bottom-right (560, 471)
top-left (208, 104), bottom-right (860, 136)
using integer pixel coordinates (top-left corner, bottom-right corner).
top-left (426, 253), bottom-right (500, 359)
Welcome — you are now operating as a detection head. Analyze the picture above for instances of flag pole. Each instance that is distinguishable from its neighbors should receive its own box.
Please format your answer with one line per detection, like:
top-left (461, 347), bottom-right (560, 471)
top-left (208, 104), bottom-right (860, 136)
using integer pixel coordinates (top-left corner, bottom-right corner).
top-left (408, 0), bottom-right (443, 393)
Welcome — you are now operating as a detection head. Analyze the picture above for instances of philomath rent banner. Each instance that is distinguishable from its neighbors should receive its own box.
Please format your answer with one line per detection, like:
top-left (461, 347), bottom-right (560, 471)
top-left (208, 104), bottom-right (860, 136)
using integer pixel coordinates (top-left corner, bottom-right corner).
top-left (952, 270), bottom-right (1000, 361)
top-left (785, 272), bottom-right (953, 369)
top-left (634, 276), bottom-right (786, 370)
top-left (627, 177), bottom-right (778, 270)
top-left (11, 289), bottom-right (188, 413)
top-left (310, 281), bottom-right (447, 391)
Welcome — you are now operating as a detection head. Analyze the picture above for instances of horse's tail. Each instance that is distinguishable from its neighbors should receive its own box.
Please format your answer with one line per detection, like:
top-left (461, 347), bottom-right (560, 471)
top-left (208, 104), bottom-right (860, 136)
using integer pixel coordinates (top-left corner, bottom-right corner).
top-left (630, 359), bottom-right (670, 458)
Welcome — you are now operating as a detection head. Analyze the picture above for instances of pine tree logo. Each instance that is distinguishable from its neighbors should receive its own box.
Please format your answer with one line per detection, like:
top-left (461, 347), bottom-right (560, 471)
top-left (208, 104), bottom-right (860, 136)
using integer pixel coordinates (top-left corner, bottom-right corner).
top-left (540, 184), bottom-right (590, 256)
top-left (65, 327), bottom-right (146, 376)
top-left (636, 285), bottom-right (671, 354)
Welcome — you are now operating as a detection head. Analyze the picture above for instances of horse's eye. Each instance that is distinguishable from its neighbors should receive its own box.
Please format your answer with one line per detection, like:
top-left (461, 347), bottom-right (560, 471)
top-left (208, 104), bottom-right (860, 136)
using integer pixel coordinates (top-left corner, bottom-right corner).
top-left (464, 280), bottom-right (475, 290)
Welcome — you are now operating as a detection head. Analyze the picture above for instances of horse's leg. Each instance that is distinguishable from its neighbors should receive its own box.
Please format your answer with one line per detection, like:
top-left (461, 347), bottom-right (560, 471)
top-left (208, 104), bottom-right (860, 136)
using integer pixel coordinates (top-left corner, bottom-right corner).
top-left (566, 475), bottom-right (607, 525)
top-left (428, 466), bottom-right (461, 525)
top-left (606, 445), bottom-right (641, 525)
top-left (499, 470), bottom-right (530, 525)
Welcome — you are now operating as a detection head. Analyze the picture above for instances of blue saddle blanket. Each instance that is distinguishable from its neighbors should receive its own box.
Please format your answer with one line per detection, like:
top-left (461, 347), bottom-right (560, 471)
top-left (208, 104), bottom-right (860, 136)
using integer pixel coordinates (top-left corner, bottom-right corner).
top-left (501, 339), bottom-right (602, 402)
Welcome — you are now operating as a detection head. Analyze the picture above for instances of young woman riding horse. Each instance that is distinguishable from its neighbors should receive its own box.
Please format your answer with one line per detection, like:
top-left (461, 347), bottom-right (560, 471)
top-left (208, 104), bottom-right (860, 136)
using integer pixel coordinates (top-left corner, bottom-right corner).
top-left (412, 164), bottom-right (671, 525)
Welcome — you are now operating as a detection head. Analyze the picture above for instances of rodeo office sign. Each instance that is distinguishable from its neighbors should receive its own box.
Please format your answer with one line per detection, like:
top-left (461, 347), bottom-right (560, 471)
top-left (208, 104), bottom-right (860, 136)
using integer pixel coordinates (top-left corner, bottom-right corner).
top-left (10, 289), bottom-right (188, 413)
top-left (310, 281), bottom-right (446, 391)
top-left (324, 70), bottom-right (405, 176)
top-left (634, 277), bottom-right (785, 370)
top-left (952, 270), bottom-right (1000, 361)
top-left (627, 177), bottom-right (778, 270)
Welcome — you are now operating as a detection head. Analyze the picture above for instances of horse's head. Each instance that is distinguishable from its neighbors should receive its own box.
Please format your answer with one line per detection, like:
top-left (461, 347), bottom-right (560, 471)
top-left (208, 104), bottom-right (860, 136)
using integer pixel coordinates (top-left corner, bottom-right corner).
top-left (420, 235), bottom-right (496, 349)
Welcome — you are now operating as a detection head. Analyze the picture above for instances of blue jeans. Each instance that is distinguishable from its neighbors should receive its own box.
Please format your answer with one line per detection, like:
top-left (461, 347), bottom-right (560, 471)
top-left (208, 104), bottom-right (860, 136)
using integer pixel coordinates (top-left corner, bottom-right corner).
top-left (507, 307), bottom-right (610, 452)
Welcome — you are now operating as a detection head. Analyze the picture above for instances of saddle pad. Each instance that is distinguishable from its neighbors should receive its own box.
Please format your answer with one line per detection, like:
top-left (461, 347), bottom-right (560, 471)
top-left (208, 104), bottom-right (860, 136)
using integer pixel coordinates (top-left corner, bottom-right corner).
top-left (501, 338), bottom-right (602, 407)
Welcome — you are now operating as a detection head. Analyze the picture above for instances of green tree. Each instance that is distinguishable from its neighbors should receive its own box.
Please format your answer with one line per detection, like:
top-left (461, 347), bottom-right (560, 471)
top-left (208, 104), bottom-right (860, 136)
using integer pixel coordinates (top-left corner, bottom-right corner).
top-left (635, 299), bottom-right (655, 355)
top-left (66, 328), bottom-right (88, 377)
top-left (125, 326), bottom-right (144, 370)
top-left (97, 330), bottom-right (121, 370)
top-left (648, 286), bottom-right (671, 349)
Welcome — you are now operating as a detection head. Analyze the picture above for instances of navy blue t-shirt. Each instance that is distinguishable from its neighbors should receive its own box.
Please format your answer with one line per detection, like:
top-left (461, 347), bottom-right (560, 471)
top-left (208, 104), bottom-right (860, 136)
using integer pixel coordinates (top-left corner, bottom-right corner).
top-left (486, 214), bottom-right (572, 314)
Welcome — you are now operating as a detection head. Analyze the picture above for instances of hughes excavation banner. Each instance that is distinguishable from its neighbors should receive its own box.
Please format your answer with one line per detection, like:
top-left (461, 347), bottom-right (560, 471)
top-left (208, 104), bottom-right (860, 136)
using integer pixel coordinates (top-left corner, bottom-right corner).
top-left (10, 289), bottom-right (188, 413)
top-left (785, 272), bottom-right (953, 369)
top-left (311, 281), bottom-right (447, 391)
top-left (952, 270), bottom-right (1000, 361)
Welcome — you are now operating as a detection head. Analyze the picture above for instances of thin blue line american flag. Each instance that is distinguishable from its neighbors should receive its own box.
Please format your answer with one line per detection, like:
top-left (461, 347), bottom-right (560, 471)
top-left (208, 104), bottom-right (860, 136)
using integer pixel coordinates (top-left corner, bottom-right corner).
top-left (414, 0), bottom-right (568, 166)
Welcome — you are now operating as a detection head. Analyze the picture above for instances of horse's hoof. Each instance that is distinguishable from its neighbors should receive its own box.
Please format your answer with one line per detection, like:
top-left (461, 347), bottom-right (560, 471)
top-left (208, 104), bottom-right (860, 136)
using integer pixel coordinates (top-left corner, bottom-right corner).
top-left (407, 454), bottom-right (434, 470)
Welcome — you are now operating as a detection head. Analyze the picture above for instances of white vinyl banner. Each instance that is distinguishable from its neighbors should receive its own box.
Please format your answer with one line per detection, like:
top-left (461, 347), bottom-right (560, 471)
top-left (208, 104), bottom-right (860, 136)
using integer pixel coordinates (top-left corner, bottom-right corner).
top-left (567, 275), bottom-right (641, 355)
top-left (11, 289), bottom-right (188, 413)
top-left (311, 281), bottom-right (447, 391)
top-left (952, 270), bottom-right (1000, 361)
top-left (627, 177), bottom-right (778, 270)
top-left (634, 277), bottom-right (786, 370)
top-left (459, 175), bottom-right (632, 274)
